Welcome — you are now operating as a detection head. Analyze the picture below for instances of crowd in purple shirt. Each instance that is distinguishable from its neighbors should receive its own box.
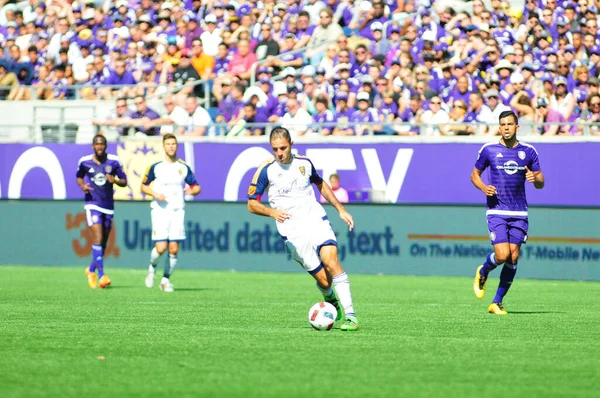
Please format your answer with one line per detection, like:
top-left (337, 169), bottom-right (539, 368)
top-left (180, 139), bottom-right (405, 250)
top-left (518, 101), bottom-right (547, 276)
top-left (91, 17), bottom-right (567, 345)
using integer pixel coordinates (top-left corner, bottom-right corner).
top-left (1, 0), bottom-right (600, 135)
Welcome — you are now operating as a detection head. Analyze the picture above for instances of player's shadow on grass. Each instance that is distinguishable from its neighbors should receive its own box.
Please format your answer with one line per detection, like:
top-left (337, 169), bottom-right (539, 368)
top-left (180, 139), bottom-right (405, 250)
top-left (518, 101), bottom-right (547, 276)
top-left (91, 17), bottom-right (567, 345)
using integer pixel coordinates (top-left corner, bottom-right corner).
top-left (173, 287), bottom-right (219, 292)
top-left (509, 311), bottom-right (565, 315)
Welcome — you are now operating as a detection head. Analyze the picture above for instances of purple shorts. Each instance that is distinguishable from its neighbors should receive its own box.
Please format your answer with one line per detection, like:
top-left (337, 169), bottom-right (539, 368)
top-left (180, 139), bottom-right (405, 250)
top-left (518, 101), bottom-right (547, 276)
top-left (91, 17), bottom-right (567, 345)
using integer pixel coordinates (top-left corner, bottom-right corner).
top-left (86, 209), bottom-right (114, 230)
top-left (487, 216), bottom-right (528, 245)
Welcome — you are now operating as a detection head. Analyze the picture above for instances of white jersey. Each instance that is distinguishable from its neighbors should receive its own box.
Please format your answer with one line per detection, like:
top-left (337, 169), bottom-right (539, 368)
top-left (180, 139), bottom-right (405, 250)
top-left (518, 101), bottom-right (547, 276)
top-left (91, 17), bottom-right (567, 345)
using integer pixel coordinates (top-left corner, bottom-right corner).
top-left (247, 155), bottom-right (327, 237)
top-left (142, 159), bottom-right (198, 210)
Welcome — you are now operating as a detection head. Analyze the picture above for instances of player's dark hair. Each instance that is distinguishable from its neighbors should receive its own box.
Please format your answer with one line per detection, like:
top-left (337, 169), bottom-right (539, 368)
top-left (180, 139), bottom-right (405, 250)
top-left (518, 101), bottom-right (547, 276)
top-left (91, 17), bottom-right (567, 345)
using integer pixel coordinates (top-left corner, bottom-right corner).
top-left (92, 134), bottom-right (107, 145)
top-left (270, 126), bottom-right (292, 144)
top-left (499, 110), bottom-right (518, 124)
top-left (163, 133), bottom-right (177, 143)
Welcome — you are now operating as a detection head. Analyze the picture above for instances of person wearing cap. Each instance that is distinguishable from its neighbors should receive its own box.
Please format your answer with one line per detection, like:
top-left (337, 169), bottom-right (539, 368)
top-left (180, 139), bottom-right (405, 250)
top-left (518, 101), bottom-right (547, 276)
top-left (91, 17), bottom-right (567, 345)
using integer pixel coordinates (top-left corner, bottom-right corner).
top-left (358, 2), bottom-right (387, 41)
top-left (305, 8), bottom-right (343, 65)
top-left (367, 21), bottom-right (391, 58)
top-left (332, 91), bottom-right (354, 136)
top-left (200, 14), bottom-right (222, 57)
top-left (485, 88), bottom-right (511, 128)
top-left (351, 91), bottom-right (382, 135)
top-left (280, 97), bottom-right (313, 139)
top-left (550, 76), bottom-right (575, 121)
top-left (306, 94), bottom-right (334, 135)
top-left (534, 96), bottom-right (568, 135)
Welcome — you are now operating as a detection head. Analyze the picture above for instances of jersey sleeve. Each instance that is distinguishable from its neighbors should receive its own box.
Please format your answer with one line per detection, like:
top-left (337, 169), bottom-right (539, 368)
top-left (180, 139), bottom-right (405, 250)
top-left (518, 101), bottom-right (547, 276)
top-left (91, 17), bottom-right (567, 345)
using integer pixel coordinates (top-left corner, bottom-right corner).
top-left (184, 164), bottom-right (199, 187)
top-left (307, 159), bottom-right (323, 184)
top-left (248, 159), bottom-right (272, 200)
top-left (474, 144), bottom-right (490, 171)
top-left (142, 163), bottom-right (157, 186)
top-left (528, 146), bottom-right (541, 172)
top-left (114, 160), bottom-right (127, 180)
top-left (76, 160), bottom-right (87, 178)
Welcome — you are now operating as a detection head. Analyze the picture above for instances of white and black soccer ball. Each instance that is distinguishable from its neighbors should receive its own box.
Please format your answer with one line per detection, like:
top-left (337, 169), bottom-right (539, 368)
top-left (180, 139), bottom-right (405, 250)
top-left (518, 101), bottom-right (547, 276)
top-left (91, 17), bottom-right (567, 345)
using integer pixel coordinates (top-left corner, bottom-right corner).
top-left (308, 302), bottom-right (337, 331)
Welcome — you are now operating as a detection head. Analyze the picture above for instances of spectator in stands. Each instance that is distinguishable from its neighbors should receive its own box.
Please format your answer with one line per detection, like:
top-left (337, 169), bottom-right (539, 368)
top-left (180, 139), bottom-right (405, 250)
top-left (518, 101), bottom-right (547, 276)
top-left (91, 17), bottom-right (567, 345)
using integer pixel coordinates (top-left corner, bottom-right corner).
top-left (273, 33), bottom-right (304, 71)
top-left (145, 95), bottom-right (188, 135)
top-left (100, 58), bottom-right (136, 99)
top-left (129, 95), bottom-right (161, 136)
top-left (0, 61), bottom-right (19, 100)
top-left (255, 23), bottom-right (280, 64)
top-left (397, 94), bottom-right (423, 136)
top-left (440, 99), bottom-right (469, 136)
top-left (551, 76), bottom-right (575, 121)
top-left (306, 8), bottom-right (343, 65)
top-left (535, 97), bottom-right (568, 135)
top-left (216, 82), bottom-right (244, 125)
top-left (309, 94), bottom-right (335, 135)
top-left (240, 102), bottom-right (269, 136)
top-left (421, 95), bottom-right (449, 136)
top-left (510, 90), bottom-right (536, 135)
top-left (181, 96), bottom-right (213, 136)
top-left (92, 97), bottom-right (133, 137)
top-left (171, 48), bottom-right (202, 102)
top-left (332, 91), bottom-right (354, 136)
top-left (485, 89), bottom-right (511, 133)
top-left (319, 173), bottom-right (349, 204)
top-left (226, 39), bottom-right (257, 82)
top-left (352, 91), bottom-right (381, 135)
top-left (464, 92), bottom-right (495, 135)
top-left (280, 97), bottom-right (312, 139)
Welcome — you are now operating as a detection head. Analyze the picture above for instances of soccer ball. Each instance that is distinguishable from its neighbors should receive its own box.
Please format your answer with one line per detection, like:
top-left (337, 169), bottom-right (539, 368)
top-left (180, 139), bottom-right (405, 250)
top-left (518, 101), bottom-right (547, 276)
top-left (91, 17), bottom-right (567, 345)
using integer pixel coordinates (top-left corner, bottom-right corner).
top-left (308, 302), bottom-right (337, 331)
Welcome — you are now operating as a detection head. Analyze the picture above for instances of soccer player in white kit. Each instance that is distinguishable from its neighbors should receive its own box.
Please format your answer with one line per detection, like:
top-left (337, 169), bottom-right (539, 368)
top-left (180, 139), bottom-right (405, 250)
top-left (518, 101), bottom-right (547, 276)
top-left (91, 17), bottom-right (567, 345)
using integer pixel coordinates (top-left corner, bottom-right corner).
top-left (141, 134), bottom-right (201, 292)
top-left (247, 127), bottom-right (359, 331)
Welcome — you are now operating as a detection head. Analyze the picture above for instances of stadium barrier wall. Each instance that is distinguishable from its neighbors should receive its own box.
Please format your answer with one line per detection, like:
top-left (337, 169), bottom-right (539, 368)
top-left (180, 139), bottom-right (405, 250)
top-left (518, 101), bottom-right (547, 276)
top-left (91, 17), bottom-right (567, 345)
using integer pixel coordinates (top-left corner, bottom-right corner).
top-left (1, 139), bottom-right (599, 206)
top-left (1, 200), bottom-right (599, 281)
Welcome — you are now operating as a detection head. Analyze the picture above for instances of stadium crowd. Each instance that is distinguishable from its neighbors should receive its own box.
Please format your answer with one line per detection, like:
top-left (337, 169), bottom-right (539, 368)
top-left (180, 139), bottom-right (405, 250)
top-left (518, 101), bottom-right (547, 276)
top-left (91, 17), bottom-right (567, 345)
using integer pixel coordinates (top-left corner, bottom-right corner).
top-left (1, 0), bottom-right (600, 136)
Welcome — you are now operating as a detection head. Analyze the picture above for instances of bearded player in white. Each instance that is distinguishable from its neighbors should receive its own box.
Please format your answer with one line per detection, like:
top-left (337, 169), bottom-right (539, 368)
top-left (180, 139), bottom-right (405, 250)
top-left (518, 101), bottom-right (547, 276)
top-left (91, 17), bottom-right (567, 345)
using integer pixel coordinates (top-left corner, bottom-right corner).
top-left (141, 134), bottom-right (201, 292)
top-left (247, 127), bottom-right (359, 331)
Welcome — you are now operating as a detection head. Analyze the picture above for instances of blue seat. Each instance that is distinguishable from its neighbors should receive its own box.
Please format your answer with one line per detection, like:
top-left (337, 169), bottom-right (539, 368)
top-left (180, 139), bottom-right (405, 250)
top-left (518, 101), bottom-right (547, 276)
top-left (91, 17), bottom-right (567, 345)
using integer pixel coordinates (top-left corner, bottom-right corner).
top-left (208, 107), bottom-right (219, 120)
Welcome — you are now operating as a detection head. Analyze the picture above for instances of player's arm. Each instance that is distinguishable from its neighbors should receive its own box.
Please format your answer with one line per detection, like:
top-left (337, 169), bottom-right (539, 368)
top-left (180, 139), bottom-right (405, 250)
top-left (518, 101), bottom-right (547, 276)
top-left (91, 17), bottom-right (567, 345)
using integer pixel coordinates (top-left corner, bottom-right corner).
top-left (470, 167), bottom-right (496, 196)
top-left (247, 199), bottom-right (290, 223)
top-left (316, 180), bottom-right (354, 231)
top-left (140, 164), bottom-right (165, 200)
top-left (183, 166), bottom-right (201, 196)
top-left (76, 177), bottom-right (93, 193)
top-left (525, 166), bottom-right (544, 189)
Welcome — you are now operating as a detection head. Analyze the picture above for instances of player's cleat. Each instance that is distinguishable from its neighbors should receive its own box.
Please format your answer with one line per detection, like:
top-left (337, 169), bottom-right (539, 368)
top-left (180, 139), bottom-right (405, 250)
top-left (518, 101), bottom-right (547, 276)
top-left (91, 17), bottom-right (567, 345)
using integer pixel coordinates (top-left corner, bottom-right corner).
top-left (324, 293), bottom-right (343, 321)
top-left (473, 265), bottom-right (487, 299)
top-left (87, 272), bottom-right (97, 289)
top-left (98, 275), bottom-right (112, 289)
top-left (488, 302), bottom-right (508, 315)
top-left (159, 277), bottom-right (174, 293)
top-left (340, 316), bottom-right (359, 332)
top-left (145, 268), bottom-right (155, 288)
top-left (85, 267), bottom-right (92, 277)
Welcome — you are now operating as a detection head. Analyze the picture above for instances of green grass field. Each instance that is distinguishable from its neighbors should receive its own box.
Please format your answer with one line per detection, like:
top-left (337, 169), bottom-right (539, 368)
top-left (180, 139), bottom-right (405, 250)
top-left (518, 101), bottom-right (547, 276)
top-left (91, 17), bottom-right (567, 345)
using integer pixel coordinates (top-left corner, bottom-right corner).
top-left (1, 266), bottom-right (598, 398)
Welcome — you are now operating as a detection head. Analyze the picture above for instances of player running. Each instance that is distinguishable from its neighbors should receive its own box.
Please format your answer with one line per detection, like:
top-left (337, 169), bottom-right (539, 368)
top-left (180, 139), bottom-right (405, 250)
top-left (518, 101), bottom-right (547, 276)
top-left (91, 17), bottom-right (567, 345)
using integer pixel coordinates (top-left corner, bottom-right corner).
top-left (470, 111), bottom-right (545, 314)
top-left (76, 134), bottom-right (127, 289)
top-left (247, 127), bottom-right (359, 331)
top-left (141, 134), bottom-right (201, 292)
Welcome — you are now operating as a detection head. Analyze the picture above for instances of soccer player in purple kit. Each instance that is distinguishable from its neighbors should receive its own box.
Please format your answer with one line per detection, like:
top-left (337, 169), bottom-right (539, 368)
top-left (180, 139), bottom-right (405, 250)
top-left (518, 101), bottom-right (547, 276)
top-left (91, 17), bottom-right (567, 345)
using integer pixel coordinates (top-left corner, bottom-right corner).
top-left (76, 135), bottom-right (127, 289)
top-left (470, 111), bottom-right (545, 315)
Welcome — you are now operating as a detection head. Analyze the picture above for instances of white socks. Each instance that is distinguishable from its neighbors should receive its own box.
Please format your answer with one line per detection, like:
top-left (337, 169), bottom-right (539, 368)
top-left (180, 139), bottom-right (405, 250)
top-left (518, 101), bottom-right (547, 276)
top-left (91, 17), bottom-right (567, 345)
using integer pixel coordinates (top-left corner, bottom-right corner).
top-left (316, 282), bottom-right (334, 299)
top-left (166, 254), bottom-right (177, 278)
top-left (150, 247), bottom-right (163, 267)
top-left (332, 272), bottom-right (355, 317)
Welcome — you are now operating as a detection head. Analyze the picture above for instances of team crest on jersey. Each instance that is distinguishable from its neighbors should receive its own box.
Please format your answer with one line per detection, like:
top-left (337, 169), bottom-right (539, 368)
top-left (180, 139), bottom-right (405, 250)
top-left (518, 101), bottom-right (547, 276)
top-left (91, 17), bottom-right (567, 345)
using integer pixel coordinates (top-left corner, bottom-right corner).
top-left (248, 185), bottom-right (256, 196)
top-left (299, 166), bottom-right (306, 176)
top-left (490, 232), bottom-right (496, 241)
top-left (518, 151), bottom-right (526, 160)
top-left (105, 165), bottom-right (112, 174)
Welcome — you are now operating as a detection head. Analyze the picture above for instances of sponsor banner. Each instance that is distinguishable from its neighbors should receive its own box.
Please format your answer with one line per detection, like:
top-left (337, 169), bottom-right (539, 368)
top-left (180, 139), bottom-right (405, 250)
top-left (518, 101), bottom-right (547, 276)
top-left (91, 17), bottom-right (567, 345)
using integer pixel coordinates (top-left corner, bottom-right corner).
top-left (1, 201), bottom-right (599, 281)
top-left (0, 141), bottom-right (598, 206)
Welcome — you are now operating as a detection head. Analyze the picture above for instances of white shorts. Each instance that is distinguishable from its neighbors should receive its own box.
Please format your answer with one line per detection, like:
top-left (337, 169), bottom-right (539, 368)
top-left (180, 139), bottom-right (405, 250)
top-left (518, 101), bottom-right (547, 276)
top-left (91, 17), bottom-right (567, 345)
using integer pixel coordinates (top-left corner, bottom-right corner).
top-left (284, 218), bottom-right (337, 274)
top-left (151, 207), bottom-right (186, 242)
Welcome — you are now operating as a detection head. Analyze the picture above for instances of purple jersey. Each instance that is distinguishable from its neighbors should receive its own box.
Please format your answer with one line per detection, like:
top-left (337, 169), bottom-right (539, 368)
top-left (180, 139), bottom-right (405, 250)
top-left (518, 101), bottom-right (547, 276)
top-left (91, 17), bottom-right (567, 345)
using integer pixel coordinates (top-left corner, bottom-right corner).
top-left (76, 154), bottom-right (127, 213)
top-left (474, 142), bottom-right (541, 218)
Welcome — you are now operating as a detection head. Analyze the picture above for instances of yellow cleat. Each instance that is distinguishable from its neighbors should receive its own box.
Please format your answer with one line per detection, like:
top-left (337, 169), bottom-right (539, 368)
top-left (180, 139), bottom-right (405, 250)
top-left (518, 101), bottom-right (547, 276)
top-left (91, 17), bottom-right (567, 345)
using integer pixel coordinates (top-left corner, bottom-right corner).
top-left (473, 265), bottom-right (487, 299)
top-left (98, 275), bottom-right (112, 289)
top-left (87, 273), bottom-right (97, 289)
top-left (488, 302), bottom-right (508, 315)
top-left (85, 267), bottom-right (91, 277)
